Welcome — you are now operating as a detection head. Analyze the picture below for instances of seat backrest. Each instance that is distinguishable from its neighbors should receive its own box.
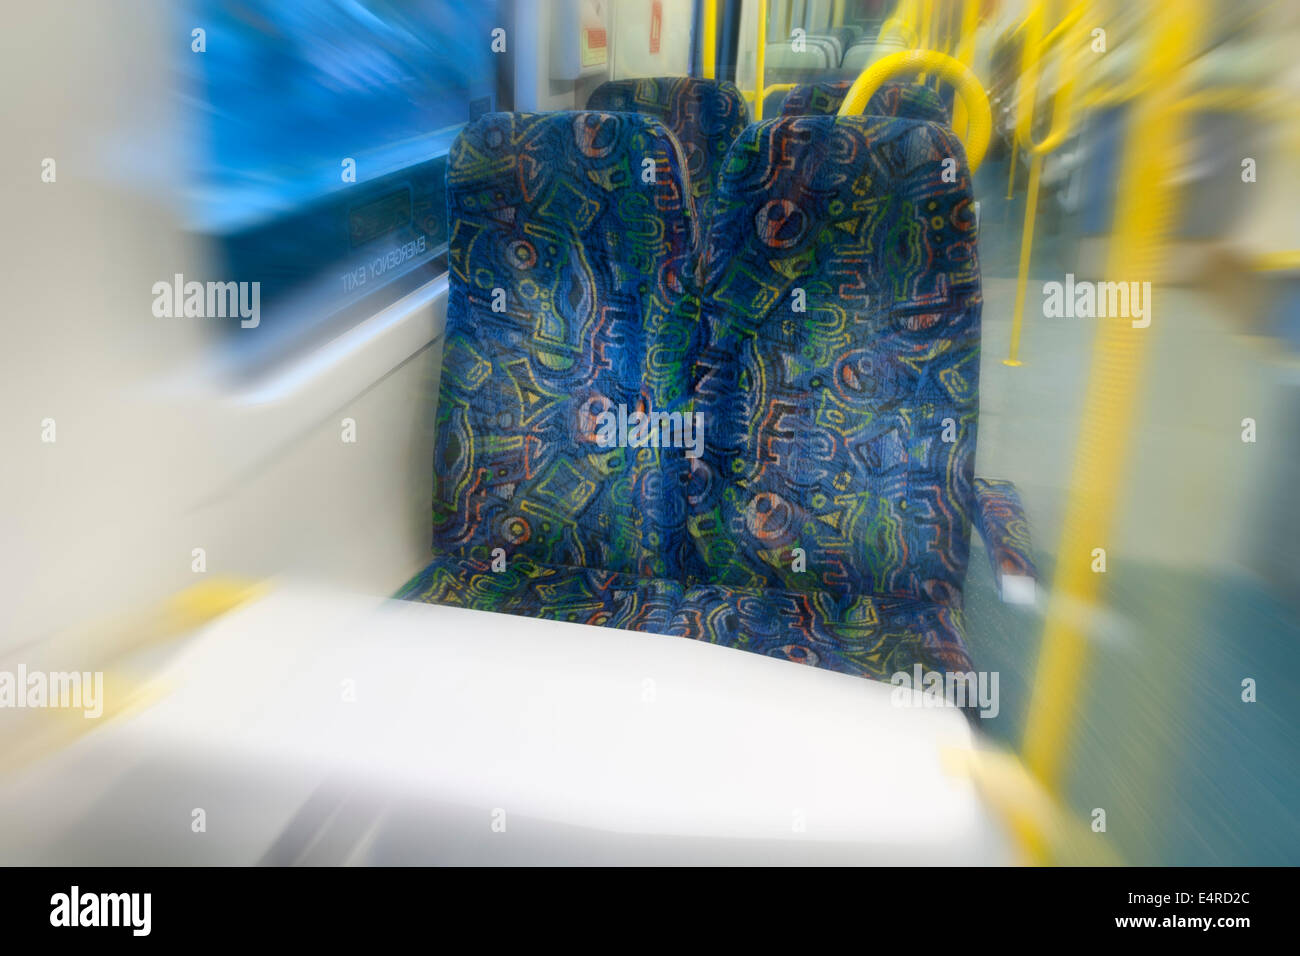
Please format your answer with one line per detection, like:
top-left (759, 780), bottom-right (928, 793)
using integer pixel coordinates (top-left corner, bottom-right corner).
top-left (433, 111), bottom-right (700, 580)
top-left (780, 80), bottom-right (952, 125)
top-left (762, 41), bottom-right (835, 79)
top-left (825, 26), bottom-right (858, 58)
top-left (841, 35), bottom-right (908, 72)
top-left (586, 77), bottom-right (748, 225)
top-left (686, 115), bottom-right (982, 609)
top-left (803, 31), bottom-right (847, 65)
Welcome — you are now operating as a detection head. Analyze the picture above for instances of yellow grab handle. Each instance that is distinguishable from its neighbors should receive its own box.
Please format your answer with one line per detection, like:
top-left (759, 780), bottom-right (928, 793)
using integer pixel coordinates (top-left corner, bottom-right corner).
top-left (1015, 2), bottom-right (1082, 155)
top-left (879, 17), bottom-right (919, 47)
top-left (837, 49), bottom-right (992, 173)
top-left (701, 0), bottom-right (717, 79)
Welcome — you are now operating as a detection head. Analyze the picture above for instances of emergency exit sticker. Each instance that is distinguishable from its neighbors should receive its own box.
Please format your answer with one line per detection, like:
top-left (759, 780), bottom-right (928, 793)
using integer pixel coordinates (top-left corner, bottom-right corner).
top-left (580, 0), bottom-right (607, 68)
top-left (582, 26), bottom-right (607, 66)
top-left (650, 0), bottom-right (662, 54)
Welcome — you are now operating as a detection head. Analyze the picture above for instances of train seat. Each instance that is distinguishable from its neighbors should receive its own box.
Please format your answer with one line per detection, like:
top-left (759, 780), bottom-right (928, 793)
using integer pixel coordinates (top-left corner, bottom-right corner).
top-left (586, 77), bottom-right (749, 227)
top-left (402, 107), bottom-right (1036, 688)
top-left (402, 111), bottom-right (702, 621)
top-left (973, 477), bottom-right (1038, 604)
top-left (670, 582), bottom-right (973, 679)
top-left (681, 113), bottom-right (1031, 678)
top-left (762, 39), bottom-right (839, 82)
top-left (399, 554), bottom-right (686, 633)
top-left (841, 32), bottom-right (910, 72)
top-left (779, 79), bottom-right (952, 125)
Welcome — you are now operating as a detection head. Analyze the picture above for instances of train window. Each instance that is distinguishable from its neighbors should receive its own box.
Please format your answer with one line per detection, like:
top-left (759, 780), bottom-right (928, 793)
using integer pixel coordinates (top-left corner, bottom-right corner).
top-left (180, 0), bottom-right (509, 365)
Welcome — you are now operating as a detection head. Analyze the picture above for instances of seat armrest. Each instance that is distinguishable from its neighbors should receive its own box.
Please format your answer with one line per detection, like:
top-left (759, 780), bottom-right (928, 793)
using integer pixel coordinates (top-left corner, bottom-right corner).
top-left (973, 478), bottom-right (1038, 605)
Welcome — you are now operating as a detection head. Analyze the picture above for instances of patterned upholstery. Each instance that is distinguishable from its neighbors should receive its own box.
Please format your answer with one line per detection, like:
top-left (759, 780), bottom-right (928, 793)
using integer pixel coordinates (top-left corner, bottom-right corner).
top-left (586, 77), bottom-right (749, 224)
top-left (396, 557), bottom-right (973, 679)
top-left (778, 80), bottom-right (853, 117)
top-left (686, 115), bottom-right (982, 614)
top-left (779, 80), bottom-right (952, 126)
top-left (398, 555), bottom-right (685, 633)
top-left (973, 478), bottom-right (1038, 586)
top-left (669, 583), bottom-right (973, 677)
top-left (432, 111), bottom-right (699, 580)
top-left (402, 108), bottom-right (1022, 689)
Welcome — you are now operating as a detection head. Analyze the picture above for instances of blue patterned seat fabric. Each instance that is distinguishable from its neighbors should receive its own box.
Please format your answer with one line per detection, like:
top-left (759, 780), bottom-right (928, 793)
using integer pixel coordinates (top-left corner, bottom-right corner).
top-left (586, 77), bottom-right (749, 229)
top-left (401, 105), bottom-right (1032, 688)
top-left (780, 79), bottom-right (952, 126)
top-left (400, 554), bottom-right (685, 634)
top-left (398, 558), bottom-right (971, 681)
top-left (429, 111), bottom-right (699, 582)
top-left (670, 582), bottom-right (972, 679)
top-left (974, 477), bottom-right (1038, 589)
top-left (680, 115), bottom-right (981, 674)
top-left (689, 116), bottom-right (981, 602)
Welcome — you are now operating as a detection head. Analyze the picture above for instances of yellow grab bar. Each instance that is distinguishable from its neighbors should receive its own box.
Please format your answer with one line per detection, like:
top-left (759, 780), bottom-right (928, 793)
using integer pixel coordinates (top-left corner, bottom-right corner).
top-left (755, 0), bottom-right (767, 120)
top-left (880, 17), bottom-right (919, 47)
top-left (1004, 1), bottom-right (1087, 366)
top-left (837, 48), bottom-right (992, 173)
top-left (1255, 250), bottom-right (1300, 273)
top-left (951, 0), bottom-right (983, 143)
top-left (1023, 0), bottom-right (1203, 793)
top-left (702, 0), bottom-right (717, 80)
top-left (1015, 1), bottom-right (1083, 156)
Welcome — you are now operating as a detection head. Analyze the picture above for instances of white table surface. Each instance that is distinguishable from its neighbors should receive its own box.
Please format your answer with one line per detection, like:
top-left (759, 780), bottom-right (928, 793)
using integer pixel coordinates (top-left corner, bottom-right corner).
top-left (0, 585), bottom-right (1012, 865)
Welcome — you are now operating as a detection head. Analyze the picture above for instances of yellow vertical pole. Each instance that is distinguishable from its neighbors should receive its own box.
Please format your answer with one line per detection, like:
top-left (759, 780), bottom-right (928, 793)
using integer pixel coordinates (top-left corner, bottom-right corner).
top-left (916, 0), bottom-right (933, 82)
top-left (941, 0), bottom-right (955, 53)
top-left (1006, 139), bottom-right (1018, 199)
top-left (832, 0), bottom-right (845, 28)
top-left (1005, 151), bottom-right (1042, 367)
top-left (1002, 2), bottom-right (1045, 366)
top-left (1022, 0), bottom-right (1202, 793)
top-left (755, 0), bottom-right (768, 119)
top-left (703, 0), bottom-right (718, 79)
top-left (958, 0), bottom-right (979, 62)
top-left (1003, 1), bottom-right (1081, 366)
top-left (952, 0), bottom-right (980, 138)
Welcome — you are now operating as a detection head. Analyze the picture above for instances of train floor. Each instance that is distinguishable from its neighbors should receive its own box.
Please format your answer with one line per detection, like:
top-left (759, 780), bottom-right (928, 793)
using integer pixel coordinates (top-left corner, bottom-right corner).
top-left (968, 156), bottom-right (1300, 864)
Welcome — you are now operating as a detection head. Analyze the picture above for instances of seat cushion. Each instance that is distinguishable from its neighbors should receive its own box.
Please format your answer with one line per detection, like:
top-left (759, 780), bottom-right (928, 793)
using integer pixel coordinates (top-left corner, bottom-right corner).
top-left (399, 556), bottom-right (972, 682)
top-left (670, 583), bottom-right (973, 679)
top-left (398, 555), bottom-right (685, 634)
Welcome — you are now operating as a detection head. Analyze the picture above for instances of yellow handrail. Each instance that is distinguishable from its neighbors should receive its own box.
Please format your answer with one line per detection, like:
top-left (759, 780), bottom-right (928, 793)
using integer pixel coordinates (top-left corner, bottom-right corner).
top-left (702, 0), bottom-right (717, 80)
top-left (1255, 250), bottom-right (1300, 272)
top-left (755, 0), bottom-right (767, 119)
top-left (837, 48), bottom-right (993, 173)
top-left (880, 17), bottom-right (920, 47)
top-left (1015, 2), bottom-right (1083, 156)
top-left (951, 0), bottom-right (982, 147)
top-left (1004, 0), bottom-right (1087, 367)
top-left (1022, 0), bottom-right (1202, 795)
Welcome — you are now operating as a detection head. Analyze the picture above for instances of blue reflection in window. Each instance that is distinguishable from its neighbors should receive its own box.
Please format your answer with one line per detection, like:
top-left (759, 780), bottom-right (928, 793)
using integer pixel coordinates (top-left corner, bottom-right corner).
top-left (180, 0), bottom-right (502, 357)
